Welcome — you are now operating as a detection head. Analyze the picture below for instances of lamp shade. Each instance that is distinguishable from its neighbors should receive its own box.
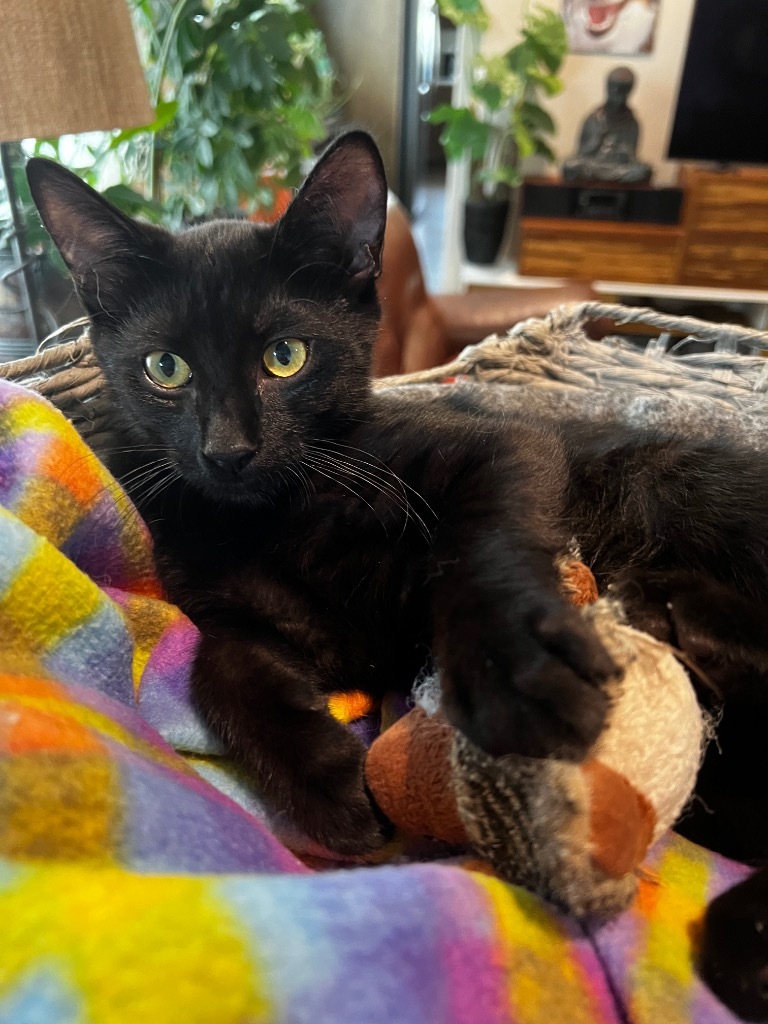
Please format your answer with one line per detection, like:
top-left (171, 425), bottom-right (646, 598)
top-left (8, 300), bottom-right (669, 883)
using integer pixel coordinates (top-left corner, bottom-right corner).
top-left (0, 0), bottom-right (154, 142)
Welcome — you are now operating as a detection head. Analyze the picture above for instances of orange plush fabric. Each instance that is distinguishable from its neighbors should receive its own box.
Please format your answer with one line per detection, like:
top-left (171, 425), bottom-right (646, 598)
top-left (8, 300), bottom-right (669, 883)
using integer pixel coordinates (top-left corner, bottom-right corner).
top-left (365, 705), bottom-right (466, 845)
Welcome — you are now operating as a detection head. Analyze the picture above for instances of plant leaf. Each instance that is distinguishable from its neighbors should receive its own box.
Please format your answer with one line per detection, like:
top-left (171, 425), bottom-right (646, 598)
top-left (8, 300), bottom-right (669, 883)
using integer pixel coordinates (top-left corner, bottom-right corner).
top-left (100, 184), bottom-right (166, 223)
top-left (520, 101), bottom-right (554, 134)
top-left (472, 80), bottom-right (503, 111)
top-left (106, 100), bottom-right (178, 149)
top-left (472, 55), bottom-right (520, 107)
top-left (533, 137), bottom-right (556, 163)
top-left (435, 0), bottom-right (490, 31)
top-left (528, 67), bottom-right (564, 97)
top-left (522, 7), bottom-right (567, 72)
top-left (477, 165), bottom-right (522, 189)
top-left (513, 119), bottom-right (536, 160)
top-left (428, 105), bottom-right (490, 162)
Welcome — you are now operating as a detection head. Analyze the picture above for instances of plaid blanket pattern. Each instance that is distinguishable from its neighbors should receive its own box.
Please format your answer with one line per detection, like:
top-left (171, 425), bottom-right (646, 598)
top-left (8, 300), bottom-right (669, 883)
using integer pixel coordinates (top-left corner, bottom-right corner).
top-left (0, 377), bottom-right (749, 1023)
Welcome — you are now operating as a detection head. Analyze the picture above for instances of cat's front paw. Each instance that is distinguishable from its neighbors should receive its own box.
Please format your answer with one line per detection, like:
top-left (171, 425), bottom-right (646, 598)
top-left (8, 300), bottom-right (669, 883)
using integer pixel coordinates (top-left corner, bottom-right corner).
top-left (301, 779), bottom-right (392, 856)
top-left (292, 731), bottom-right (393, 856)
top-left (440, 603), bottom-right (619, 761)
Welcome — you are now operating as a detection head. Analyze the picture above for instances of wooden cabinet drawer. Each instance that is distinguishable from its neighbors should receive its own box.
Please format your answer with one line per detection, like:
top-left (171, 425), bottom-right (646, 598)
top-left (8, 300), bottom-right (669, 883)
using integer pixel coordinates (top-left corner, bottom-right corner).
top-left (680, 235), bottom-right (768, 289)
top-left (518, 219), bottom-right (681, 283)
top-left (688, 180), bottom-right (768, 235)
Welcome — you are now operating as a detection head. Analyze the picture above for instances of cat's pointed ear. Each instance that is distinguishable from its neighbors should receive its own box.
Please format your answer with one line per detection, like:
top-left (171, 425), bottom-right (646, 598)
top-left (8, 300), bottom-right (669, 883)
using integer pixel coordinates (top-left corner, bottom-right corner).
top-left (277, 131), bottom-right (387, 291)
top-left (26, 157), bottom-right (167, 324)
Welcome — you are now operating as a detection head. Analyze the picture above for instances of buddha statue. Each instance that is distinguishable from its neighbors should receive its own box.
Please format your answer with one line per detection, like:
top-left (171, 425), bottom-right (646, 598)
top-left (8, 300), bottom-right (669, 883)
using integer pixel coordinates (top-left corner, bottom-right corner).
top-left (563, 67), bottom-right (652, 184)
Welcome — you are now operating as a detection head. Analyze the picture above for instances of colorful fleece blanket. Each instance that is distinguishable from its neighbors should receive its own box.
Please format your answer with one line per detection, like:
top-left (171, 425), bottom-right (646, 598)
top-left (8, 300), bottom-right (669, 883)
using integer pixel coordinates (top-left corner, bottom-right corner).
top-left (0, 376), bottom-right (750, 1024)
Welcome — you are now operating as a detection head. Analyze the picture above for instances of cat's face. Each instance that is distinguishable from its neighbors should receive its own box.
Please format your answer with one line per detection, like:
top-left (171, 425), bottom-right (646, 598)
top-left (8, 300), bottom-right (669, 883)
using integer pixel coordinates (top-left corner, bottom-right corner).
top-left (27, 132), bottom-right (388, 503)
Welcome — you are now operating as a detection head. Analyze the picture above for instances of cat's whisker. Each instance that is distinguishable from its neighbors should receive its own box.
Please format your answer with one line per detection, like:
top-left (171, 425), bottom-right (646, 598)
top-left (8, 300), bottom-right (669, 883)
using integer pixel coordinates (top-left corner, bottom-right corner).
top-left (283, 259), bottom-right (348, 287)
top-left (325, 457), bottom-right (417, 520)
top-left (277, 468), bottom-right (304, 510)
top-left (312, 438), bottom-right (438, 515)
top-left (116, 457), bottom-right (172, 481)
top-left (301, 455), bottom-right (389, 534)
top-left (131, 466), bottom-right (182, 511)
top-left (117, 460), bottom-right (177, 511)
top-left (312, 452), bottom-right (409, 518)
top-left (305, 451), bottom-right (412, 529)
top-left (303, 463), bottom-right (375, 521)
top-left (300, 464), bottom-right (315, 507)
top-left (62, 453), bottom-right (176, 536)
top-left (304, 449), bottom-right (431, 544)
top-left (117, 458), bottom-right (176, 493)
top-left (306, 443), bottom-right (407, 497)
top-left (284, 463), bottom-right (314, 510)
top-left (106, 489), bottom-right (163, 532)
top-left (127, 461), bottom-right (175, 494)
top-left (97, 445), bottom-right (173, 456)
top-left (53, 445), bottom-right (171, 493)
top-left (310, 438), bottom-right (438, 527)
top-left (98, 484), bottom-right (155, 533)
top-left (66, 447), bottom-right (175, 488)
top-left (305, 446), bottom-right (433, 544)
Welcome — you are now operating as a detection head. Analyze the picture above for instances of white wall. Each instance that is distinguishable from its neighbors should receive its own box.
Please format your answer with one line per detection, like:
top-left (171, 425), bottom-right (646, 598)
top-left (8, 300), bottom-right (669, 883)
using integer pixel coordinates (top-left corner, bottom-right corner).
top-left (482, 0), bottom-right (696, 185)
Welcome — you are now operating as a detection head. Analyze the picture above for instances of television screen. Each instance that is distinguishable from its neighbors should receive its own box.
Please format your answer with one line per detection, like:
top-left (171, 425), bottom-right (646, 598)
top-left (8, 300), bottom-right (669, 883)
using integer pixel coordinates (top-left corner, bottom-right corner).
top-left (667, 0), bottom-right (768, 165)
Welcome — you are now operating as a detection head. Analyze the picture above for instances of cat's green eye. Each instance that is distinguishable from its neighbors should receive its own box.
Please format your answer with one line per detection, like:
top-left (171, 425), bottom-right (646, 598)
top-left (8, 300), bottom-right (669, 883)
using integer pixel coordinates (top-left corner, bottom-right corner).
top-left (262, 338), bottom-right (308, 378)
top-left (144, 351), bottom-right (193, 389)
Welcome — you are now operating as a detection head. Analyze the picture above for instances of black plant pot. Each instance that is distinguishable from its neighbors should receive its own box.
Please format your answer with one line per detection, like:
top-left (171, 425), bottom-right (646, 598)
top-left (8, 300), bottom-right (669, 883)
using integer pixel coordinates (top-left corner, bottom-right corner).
top-left (463, 198), bottom-right (510, 265)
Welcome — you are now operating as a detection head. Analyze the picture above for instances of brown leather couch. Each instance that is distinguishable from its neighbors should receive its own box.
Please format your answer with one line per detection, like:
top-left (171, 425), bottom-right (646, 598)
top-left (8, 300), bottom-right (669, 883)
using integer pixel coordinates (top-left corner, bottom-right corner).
top-left (374, 198), bottom-right (595, 378)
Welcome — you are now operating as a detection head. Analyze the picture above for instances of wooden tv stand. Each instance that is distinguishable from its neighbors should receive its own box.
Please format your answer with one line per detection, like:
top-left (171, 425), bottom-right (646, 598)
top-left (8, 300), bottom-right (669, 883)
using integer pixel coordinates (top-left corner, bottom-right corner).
top-left (517, 166), bottom-right (768, 290)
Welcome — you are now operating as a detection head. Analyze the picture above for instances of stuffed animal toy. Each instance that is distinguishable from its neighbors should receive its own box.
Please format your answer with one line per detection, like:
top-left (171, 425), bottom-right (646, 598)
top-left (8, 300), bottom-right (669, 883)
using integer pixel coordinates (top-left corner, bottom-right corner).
top-left (365, 562), bottom-right (707, 918)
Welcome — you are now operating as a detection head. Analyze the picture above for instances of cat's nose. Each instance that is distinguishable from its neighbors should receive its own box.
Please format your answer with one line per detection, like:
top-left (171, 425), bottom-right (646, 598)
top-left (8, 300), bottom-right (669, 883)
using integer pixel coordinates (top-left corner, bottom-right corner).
top-left (202, 447), bottom-right (256, 477)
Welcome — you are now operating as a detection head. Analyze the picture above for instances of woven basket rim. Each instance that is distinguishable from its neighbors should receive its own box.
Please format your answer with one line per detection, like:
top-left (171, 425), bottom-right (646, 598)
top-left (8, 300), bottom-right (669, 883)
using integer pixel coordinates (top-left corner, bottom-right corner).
top-left (2, 302), bottom-right (767, 443)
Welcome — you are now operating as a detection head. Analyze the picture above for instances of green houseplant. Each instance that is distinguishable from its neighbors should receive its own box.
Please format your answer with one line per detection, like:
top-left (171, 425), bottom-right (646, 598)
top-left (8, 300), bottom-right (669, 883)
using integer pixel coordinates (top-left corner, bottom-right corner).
top-left (32, 0), bottom-right (338, 227)
top-left (430, 1), bottom-right (567, 264)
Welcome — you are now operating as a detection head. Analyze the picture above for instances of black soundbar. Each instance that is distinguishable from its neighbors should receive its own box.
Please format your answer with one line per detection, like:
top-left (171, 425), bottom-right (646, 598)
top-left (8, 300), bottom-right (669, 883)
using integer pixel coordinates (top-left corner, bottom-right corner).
top-left (522, 180), bottom-right (684, 225)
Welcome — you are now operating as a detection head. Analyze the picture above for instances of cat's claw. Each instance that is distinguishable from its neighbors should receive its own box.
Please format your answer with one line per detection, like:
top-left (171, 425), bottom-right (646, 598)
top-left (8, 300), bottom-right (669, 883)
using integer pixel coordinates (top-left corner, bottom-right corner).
top-left (441, 603), bottom-right (619, 761)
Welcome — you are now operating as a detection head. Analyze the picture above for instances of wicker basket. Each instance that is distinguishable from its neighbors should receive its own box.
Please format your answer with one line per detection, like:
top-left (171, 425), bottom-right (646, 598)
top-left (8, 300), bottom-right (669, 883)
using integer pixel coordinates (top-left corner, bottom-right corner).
top-left (379, 301), bottom-right (768, 413)
top-left (2, 302), bottom-right (768, 456)
top-left (0, 331), bottom-right (112, 448)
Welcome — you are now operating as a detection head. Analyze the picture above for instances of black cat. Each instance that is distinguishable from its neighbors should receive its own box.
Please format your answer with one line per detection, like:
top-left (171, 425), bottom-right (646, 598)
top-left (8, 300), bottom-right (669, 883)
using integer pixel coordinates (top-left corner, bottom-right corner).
top-left (26, 132), bottom-right (768, 862)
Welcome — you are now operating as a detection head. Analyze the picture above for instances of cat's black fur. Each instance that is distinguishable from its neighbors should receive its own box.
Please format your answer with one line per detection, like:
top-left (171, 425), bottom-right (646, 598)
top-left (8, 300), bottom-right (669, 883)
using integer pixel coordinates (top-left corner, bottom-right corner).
top-left (699, 868), bottom-right (768, 1021)
top-left (26, 134), bottom-right (768, 866)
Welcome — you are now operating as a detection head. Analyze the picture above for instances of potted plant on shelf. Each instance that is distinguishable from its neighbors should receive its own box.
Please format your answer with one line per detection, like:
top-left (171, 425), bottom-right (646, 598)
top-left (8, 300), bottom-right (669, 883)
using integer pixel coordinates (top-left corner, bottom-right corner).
top-left (429, 1), bottom-right (567, 264)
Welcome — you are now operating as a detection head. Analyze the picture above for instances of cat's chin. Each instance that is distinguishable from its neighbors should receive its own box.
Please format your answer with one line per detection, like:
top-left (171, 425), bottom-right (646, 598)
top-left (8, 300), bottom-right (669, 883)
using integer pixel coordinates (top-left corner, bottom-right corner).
top-left (192, 469), bottom-right (290, 509)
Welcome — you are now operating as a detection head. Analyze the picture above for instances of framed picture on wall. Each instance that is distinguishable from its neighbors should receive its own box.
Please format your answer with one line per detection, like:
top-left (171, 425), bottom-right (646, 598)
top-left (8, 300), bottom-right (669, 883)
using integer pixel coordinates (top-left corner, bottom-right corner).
top-left (562, 0), bottom-right (660, 55)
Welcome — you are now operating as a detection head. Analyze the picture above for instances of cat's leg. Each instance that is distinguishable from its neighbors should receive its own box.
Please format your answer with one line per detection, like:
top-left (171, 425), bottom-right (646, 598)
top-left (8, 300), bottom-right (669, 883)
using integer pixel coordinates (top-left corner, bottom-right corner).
top-left (427, 427), bottom-right (619, 761)
top-left (192, 626), bottom-right (389, 855)
top-left (610, 568), bottom-right (768, 696)
top-left (611, 569), bottom-right (768, 861)
top-left (699, 866), bottom-right (768, 1021)
top-left (661, 579), bottom-right (768, 859)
